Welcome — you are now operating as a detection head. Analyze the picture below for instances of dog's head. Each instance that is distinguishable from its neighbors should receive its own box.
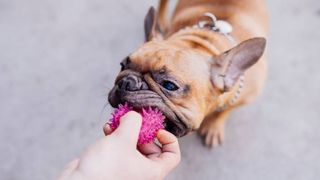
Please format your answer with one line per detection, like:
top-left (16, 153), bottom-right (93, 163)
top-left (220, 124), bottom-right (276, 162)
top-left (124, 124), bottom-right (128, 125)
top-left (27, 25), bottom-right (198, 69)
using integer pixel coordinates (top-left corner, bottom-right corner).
top-left (108, 7), bottom-right (266, 137)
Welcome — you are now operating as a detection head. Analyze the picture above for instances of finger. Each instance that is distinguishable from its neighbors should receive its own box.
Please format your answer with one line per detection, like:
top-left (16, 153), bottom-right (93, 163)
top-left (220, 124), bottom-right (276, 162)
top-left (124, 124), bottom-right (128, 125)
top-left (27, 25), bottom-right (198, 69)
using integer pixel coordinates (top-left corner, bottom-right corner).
top-left (112, 111), bottom-right (142, 146)
top-left (157, 130), bottom-right (180, 155)
top-left (156, 130), bottom-right (181, 174)
top-left (103, 123), bottom-right (113, 136)
top-left (138, 142), bottom-right (161, 157)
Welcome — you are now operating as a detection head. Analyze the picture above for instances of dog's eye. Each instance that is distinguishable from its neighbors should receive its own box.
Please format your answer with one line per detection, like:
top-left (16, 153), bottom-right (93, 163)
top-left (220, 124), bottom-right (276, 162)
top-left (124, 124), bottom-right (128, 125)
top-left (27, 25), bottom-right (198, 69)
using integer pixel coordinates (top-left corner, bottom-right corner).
top-left (161, 81), bottom-right (179, 91)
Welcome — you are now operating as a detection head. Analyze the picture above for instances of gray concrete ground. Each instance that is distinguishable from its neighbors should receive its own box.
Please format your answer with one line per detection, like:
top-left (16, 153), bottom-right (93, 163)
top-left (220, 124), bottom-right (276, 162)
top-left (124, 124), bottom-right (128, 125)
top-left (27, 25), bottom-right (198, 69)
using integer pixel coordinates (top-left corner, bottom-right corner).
top-left (1, 0), bottom-right (320, 179)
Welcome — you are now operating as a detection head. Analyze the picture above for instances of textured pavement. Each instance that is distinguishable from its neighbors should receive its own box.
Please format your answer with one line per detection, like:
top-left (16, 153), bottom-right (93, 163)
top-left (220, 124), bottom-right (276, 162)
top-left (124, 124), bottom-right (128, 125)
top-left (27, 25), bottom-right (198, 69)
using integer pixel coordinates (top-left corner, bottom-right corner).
top-left (1, 0), bottom-right (320, 180)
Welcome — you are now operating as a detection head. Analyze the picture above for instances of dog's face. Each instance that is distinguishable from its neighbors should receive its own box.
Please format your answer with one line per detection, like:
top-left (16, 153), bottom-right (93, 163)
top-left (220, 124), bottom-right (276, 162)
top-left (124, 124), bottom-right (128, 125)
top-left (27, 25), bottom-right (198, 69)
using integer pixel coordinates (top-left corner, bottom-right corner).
top-left (109, 41), bottom-right (214, 136)
top-left (108, 8), bottom-right (266, 137)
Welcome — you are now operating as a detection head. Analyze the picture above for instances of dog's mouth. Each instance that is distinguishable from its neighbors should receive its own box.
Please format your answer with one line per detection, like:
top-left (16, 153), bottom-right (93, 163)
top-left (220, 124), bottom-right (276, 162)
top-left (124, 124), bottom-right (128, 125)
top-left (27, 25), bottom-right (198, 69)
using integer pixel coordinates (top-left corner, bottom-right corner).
top-left (108, 89), bottom-right (189, 137)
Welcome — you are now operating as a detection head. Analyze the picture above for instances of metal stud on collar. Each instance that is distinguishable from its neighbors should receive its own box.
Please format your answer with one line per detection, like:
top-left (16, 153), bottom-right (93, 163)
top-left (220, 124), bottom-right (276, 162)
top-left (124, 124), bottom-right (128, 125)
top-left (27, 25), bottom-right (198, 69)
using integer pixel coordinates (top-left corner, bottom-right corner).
top-left (214, 75), bottom-right (245, 113)
top-left (197, 12), bottom-right (217, 29)
top-left (228, 75), bottom-right (245, 105)
top-left (196, 12), bottom-right (236, 44)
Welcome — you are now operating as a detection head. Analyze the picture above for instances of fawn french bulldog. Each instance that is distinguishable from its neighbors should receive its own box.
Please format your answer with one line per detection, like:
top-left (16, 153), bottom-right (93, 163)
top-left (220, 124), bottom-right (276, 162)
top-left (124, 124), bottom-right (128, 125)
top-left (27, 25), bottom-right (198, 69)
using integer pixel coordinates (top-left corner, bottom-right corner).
top-left (108, 0), bottom-right (268, 147)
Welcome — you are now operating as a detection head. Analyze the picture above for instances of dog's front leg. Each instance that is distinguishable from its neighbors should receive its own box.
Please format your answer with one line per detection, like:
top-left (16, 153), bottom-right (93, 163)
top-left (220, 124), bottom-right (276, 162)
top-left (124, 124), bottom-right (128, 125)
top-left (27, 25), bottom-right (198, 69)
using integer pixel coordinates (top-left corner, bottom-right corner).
top-left (198, 109), bottom-right (231, 148)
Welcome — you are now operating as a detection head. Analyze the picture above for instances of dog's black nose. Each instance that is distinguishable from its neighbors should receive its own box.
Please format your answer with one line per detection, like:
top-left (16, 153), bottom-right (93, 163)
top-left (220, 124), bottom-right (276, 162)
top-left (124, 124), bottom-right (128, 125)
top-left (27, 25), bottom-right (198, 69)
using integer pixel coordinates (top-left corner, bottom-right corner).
top-left (117, 75), bottom-right (148, 92)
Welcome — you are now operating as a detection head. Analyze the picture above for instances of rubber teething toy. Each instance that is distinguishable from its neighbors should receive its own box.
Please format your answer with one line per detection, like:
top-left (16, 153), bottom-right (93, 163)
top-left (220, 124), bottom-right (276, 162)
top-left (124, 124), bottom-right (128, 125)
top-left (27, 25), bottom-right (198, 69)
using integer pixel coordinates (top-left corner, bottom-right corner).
top-left (109, 103), bottom-right (165, 145)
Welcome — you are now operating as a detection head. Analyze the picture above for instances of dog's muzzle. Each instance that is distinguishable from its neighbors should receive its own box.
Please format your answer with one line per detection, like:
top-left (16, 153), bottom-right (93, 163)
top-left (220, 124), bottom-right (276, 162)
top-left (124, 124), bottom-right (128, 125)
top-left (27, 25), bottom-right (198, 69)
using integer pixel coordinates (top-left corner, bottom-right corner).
top-left (108, 70), bottom-right (190, 137)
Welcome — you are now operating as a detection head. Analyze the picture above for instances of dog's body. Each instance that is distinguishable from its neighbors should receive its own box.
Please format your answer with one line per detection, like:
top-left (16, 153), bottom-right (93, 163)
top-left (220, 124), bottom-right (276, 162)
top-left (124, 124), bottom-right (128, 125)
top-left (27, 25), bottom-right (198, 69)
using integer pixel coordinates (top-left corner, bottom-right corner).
top-left (109, 0), bottom-right (268, 147)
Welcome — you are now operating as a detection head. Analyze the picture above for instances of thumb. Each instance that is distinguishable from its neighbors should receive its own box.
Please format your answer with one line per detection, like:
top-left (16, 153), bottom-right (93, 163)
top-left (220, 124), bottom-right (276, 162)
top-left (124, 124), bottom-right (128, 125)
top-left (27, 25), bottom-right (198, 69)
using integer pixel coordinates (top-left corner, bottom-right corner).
top-left (112, 111), bottom-right (142, 146)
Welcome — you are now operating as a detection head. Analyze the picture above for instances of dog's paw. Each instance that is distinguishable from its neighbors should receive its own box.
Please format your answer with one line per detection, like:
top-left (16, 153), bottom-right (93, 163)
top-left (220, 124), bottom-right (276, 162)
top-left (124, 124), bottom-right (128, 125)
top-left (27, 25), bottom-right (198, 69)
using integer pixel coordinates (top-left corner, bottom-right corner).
top-left (198, 120), bottom-right (225, 148)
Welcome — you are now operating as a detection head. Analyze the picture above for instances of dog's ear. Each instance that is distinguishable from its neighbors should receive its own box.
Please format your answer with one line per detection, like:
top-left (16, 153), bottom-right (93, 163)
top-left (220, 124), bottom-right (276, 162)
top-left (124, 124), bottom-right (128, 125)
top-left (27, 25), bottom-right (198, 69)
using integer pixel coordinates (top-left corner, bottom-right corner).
top-left (144, 7), bottom-right (162, 41)
top-left (211, 37), bottom-right (266, 92)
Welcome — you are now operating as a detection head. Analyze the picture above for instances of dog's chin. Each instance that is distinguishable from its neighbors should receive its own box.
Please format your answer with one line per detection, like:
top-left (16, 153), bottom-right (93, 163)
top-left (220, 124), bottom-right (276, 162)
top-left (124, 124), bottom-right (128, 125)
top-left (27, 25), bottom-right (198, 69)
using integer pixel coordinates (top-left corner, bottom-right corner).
top-left (108, 88), bottom-right (189, 137)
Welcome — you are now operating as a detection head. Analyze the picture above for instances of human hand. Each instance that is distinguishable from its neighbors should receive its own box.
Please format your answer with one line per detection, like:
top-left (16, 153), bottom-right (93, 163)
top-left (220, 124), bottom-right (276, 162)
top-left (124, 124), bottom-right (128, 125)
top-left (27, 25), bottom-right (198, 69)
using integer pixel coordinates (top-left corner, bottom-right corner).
top-left (58, 111), bottom-right (181, 180)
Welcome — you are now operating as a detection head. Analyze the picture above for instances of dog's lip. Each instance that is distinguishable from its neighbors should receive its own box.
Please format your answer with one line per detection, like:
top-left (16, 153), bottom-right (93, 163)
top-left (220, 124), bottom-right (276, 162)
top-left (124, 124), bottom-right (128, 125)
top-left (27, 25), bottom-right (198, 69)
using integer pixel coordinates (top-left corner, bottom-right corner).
top-left (110, 90), bottom-right (189, 137)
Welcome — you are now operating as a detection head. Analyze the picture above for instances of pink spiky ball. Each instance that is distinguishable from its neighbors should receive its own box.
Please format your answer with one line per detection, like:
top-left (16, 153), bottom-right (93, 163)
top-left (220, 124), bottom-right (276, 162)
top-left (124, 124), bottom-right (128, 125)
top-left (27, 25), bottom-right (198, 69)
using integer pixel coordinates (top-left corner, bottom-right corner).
top-left (109, 103), bottom-right (165, 145)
